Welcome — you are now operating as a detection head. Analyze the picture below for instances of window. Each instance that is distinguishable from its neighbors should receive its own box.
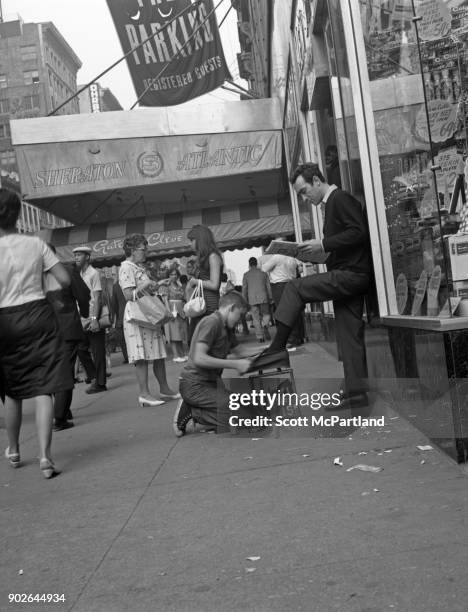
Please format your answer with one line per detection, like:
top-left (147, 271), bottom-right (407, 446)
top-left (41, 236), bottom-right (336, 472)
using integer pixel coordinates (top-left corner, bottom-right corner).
top-left (0, 75), bottom-right (7, 89)
top-left (0, 99), bottom-right (9, 113)
top-left (20, 45), bottom-right (37, 61)
top-left (22, 95), bottom-right (39, 110)
top-left (24, 70), bottom-right (39, 85)
top-left (0, 150), bottom-right (16, 165)
top-left (0, 123), bottom-right (11, 139)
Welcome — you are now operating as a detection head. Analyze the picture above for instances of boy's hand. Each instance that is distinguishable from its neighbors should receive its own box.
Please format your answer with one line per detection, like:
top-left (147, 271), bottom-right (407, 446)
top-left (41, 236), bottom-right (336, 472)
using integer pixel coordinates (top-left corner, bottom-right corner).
top-left (233, 359), bottom-right (251, 375)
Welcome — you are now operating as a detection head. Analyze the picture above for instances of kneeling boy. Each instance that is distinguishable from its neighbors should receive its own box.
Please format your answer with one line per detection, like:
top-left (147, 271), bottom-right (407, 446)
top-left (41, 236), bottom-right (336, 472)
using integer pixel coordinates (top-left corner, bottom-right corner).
top-left (174, 291), bottom-right (251, 436)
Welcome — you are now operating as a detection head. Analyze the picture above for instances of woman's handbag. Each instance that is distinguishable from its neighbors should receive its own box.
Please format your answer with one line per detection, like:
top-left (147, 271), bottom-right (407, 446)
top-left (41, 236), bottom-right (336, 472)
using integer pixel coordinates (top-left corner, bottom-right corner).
top-left (183, 280), bottom-right (206, 318)
top-left (126, 294), bottom-right (172, 330)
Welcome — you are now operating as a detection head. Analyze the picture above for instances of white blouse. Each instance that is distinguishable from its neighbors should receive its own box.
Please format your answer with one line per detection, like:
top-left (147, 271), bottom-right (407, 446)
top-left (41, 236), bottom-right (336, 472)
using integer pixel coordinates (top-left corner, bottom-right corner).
top-left (0, 234), bottom-right (58, 308)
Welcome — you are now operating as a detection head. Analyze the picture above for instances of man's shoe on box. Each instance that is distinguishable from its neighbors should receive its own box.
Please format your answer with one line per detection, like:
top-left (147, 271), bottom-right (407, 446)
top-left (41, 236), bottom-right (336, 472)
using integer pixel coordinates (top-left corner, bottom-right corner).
top-left (245, 349), bottom-right (290, 373)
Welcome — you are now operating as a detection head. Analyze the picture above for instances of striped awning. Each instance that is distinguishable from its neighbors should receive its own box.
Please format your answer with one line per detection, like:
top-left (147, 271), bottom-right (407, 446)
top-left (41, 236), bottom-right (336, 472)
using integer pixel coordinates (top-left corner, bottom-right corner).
top-left (49, 200), bottom-right (312, 265)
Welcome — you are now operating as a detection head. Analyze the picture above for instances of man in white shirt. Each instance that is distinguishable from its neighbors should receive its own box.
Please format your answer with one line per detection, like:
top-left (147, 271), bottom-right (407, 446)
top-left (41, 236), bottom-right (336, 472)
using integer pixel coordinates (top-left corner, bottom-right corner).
top-left (262, 241), bottom-right (304, 348)
top-left (73, 246), bottom-right (107, 394)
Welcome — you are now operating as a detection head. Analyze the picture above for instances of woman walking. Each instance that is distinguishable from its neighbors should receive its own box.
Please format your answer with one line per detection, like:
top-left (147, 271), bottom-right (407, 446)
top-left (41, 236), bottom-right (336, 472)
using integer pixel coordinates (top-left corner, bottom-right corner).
top-left (186, 225), bottom-right (223, 344)
top-left (119, 234), bottom-right (179, 407)
top-left (0, 189), bottom-right (71, 478)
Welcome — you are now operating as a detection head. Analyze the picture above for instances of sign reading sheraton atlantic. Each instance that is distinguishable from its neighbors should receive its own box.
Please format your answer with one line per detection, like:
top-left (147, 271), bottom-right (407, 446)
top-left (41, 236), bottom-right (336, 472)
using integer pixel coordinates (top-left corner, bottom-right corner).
top-left (16, 131), bottom-right (281, 198)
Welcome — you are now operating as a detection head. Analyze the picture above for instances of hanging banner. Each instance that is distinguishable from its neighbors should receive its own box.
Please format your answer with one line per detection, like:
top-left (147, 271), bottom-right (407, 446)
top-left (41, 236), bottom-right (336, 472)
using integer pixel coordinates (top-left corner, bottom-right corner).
top-left (106, 0), bottom-right (231, 106)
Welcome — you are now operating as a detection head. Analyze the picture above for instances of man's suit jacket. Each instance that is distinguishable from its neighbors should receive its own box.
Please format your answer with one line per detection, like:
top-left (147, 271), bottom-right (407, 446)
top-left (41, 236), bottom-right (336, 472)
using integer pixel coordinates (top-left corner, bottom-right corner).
top-left (242, 267), bottom-right (272, 306)
top-left (322, 189), bottom-right (372, 276)
top-left (47, 264), bottom-right (90, 341)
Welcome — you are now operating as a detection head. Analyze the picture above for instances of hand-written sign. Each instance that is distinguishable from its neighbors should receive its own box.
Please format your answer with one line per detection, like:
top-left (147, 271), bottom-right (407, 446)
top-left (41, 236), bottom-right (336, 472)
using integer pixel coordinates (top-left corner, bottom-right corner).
top-left (434, 148), bottom-right (462, 192)
top-left (418, 0), bottom-right (451, 41)
top-left (415, 99), bottom-right (458, 143)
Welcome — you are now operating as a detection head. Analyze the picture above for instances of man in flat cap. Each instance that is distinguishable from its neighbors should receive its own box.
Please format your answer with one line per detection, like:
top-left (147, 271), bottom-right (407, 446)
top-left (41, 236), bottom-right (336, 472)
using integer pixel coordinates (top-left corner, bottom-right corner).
top-left (73, 246), bottom-right (107, 394)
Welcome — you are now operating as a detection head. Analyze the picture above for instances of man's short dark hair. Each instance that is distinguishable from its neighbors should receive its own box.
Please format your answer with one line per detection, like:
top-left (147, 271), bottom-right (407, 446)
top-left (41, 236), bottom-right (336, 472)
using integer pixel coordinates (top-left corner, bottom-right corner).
top-left (290, 163), bottom-right (326, 185)
top-left (248, 257), bottom-right (257, 267)
top-left (219, 290), bottom-right (249, 312)
top-left (0, 188), bottom-right (21, 230)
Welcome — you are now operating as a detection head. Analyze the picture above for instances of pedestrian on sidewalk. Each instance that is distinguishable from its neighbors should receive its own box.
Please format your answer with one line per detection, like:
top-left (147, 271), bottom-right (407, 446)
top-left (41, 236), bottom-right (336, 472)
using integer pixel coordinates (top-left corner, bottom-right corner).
top-left (173, 291), bottom-right (251, 436)
top-left (242, 257), bottom-right (273, 343)
top-left (264, 163), bottom-right (372, 409)
top-left (186, 225), bottom-right (223, 345)
top-left (261, 240), bottom-right (305, 348)
top-left (165, 268), bottom-right (188, 363)
top-left (119, 234), bottom-right (179, 407)
top-left (73, 246), bottom-right (107, 394)
top-left (111, 281), bottom-right (129, 364)
top-left (45, 246), bottom-right (90, 431)
top-left (0, 189), bottom-right (70, 478)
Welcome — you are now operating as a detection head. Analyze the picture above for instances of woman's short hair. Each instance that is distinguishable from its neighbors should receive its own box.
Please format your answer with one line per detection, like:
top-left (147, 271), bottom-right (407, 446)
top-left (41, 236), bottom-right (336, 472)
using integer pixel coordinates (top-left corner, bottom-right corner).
top-left (123, 233), bottom-right (147, 258)
top-left (0, 189), bottom-right (21, 230)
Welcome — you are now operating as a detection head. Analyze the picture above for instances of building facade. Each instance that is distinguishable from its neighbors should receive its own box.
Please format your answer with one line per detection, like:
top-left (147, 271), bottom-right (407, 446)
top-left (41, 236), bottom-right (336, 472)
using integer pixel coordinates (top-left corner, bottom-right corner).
top-left (232, 0), bottom-right (271, 99)
top-left (242, 0), bottom-right (468, 463)
top-left (0, 17), bottom-right (81, 232)
top-left (78, 82), bottom-right (123, 114)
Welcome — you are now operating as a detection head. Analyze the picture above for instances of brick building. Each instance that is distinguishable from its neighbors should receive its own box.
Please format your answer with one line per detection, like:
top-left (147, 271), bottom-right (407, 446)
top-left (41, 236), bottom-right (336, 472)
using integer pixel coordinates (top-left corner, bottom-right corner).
top-left (0, 17), bottom-right (81, 231)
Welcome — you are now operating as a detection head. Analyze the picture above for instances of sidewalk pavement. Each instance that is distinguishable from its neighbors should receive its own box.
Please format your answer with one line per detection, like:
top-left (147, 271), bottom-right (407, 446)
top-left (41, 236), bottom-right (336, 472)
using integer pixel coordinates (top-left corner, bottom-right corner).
top-left (1, 340), bottom-right (468, 612)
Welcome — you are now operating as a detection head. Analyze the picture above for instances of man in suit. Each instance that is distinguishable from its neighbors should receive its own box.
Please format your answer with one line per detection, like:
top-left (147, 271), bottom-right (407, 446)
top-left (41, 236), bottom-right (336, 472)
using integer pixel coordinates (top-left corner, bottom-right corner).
top-left (266, 163), bottom-right (372, 408)
top-left (46, 250), bottom-right (91, 430)
top-left (242, 257), bottom-right (273, 342)
top-left (74, 246), bottom-right (107, 394)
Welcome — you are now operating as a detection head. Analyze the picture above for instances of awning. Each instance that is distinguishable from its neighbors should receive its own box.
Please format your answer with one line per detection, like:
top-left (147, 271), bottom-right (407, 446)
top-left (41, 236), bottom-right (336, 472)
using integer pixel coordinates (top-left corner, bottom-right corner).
top-left (47, 201), bottom-right (312, 265)
top-left (11, 99), bottom-right (286, 225)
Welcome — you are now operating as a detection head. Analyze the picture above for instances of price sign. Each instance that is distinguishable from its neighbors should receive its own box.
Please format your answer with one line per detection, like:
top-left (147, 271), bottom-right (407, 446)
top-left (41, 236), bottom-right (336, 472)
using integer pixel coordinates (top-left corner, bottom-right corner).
top-left (418, 0), bottom-right (451, 41)
top-left (415, 100), bottom-right (458, 143)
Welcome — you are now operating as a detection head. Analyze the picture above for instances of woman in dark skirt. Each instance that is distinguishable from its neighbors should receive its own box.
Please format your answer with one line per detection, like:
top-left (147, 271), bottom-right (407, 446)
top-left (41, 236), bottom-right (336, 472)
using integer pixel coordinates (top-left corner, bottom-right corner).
top-left (0, 189), bottom-right (71, 479)
top-left (186, 224), bottom-right (223, 345)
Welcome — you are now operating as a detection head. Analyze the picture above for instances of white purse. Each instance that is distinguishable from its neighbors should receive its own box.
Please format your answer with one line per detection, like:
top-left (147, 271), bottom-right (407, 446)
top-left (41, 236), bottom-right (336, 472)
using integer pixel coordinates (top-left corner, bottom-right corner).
top-left (183, 280), bottom-right (206, 317)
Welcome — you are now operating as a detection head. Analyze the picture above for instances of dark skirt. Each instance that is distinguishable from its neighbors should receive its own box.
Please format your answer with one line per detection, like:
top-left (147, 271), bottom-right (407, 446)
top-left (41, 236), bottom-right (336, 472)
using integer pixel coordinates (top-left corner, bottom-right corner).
top-left (0, 299), bottom-right (73, 400)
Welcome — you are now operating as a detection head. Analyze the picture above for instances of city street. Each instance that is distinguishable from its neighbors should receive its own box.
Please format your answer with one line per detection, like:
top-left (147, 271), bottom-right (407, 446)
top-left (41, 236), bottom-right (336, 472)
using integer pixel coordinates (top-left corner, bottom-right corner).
top-left (1, 340), bottom-right (468, 612)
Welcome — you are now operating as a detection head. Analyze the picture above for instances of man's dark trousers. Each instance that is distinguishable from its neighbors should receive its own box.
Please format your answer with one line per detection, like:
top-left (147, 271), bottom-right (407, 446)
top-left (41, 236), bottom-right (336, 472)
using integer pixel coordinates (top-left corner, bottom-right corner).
top-left (86, 330), bottom-right (107, 387)
top-left (55, 340), bottom-right (79, 422)
top-left (274, 269), bottom-right (369, 395)
top-left (271, 282), bottom-right (304, 345)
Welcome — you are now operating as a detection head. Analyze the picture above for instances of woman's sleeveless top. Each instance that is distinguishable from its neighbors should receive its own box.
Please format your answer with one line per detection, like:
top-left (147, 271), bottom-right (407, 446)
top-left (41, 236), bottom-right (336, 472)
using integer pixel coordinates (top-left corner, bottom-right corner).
top-left (198, 253), bottom-right (223, 314)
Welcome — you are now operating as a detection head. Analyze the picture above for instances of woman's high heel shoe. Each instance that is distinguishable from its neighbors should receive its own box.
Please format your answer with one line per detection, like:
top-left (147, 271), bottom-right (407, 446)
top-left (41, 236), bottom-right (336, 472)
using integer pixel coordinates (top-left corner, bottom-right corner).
top-left (39, 458), bottom-right (61, 479)
top-left (5, 447), bottom-right (21, 468)
top-left (138, 396), bottom-right (165, 407)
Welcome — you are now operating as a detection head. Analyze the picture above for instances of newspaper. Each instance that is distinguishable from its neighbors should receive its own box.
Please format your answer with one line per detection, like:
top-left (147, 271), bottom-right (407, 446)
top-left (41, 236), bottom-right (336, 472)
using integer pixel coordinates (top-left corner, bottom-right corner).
top-left (265, 240), bottom-right (329, 264)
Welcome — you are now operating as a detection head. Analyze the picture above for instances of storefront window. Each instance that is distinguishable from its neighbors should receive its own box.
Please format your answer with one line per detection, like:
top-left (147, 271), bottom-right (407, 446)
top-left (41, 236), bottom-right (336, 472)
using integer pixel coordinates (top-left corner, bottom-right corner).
top-left (327, 0), bottom-right (365, 198)
top-left (359, 0), bottom-right (468, 318)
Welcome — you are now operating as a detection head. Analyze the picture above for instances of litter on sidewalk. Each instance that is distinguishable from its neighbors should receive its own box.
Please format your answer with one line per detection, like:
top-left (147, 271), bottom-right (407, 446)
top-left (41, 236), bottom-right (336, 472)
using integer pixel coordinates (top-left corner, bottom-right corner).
top-left (333, 457), bottom-right (343, 466)
top-left (347, 464), bottom-right (383, 473)
top-left (417, 445), bottom-right (434, 451)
